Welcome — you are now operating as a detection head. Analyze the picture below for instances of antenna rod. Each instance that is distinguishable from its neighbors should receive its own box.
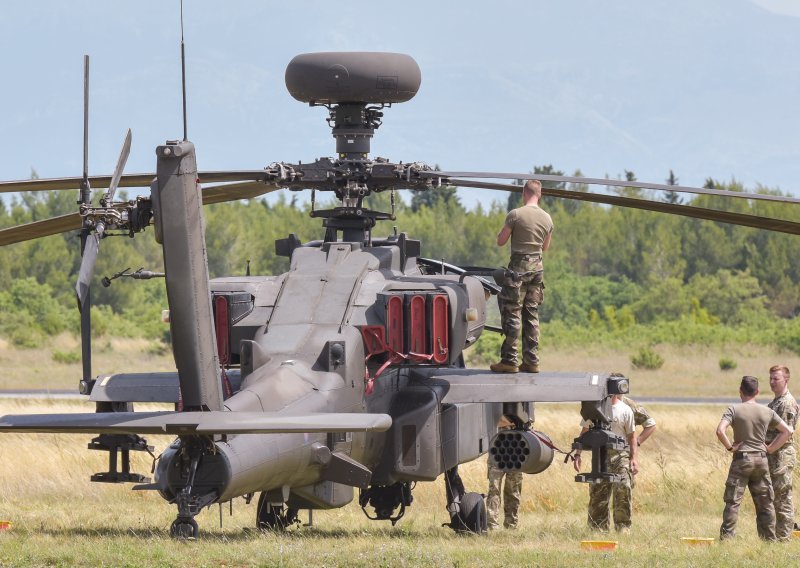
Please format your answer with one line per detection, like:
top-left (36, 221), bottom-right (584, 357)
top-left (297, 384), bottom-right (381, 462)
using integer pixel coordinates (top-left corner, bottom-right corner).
top-left (80, 55), bottom-right (90, 206)
top-left (180, 0), bottom-right (188, 141)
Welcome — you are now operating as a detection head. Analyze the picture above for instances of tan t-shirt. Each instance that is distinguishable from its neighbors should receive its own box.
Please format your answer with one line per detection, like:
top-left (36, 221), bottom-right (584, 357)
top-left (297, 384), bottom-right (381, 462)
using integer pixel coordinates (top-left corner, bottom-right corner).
top-left (505, 205), bottom-right (554, 255)
top-left (721, 403), bottom-right (781, 452)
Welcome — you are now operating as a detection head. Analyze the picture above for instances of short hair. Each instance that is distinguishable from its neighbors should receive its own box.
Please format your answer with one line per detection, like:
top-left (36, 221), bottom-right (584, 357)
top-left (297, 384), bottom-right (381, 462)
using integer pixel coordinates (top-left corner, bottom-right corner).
top-left (523, 179), bottom-right (542, 199)
top-left (769, 365), bottom-right (790, 379)
top-left (740, 376), bottom-right (759, 397)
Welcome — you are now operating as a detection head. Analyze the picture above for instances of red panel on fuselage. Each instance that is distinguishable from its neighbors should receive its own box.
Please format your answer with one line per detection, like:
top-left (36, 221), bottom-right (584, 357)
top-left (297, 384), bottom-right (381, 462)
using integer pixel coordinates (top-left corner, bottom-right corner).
top-left (407, 294), bottom-right (427, 355)
top-left (386, 295), bottom-right (404, 353)
top-left (429, 293), bottom-right (449, 364)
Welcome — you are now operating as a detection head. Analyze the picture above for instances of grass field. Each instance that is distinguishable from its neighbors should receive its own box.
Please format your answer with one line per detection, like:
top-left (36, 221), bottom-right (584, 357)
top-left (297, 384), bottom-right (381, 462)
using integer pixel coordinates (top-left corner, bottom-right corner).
top-left (1, 400), bottom-right (799, 567)
top-left (2, 334), bottom-right (798, 399)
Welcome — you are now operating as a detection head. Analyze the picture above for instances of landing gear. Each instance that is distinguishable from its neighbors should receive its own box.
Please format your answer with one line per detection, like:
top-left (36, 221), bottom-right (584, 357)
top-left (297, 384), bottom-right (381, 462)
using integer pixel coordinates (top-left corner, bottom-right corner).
top-left (170, 517), bottom-right (199, 539)
top-left (444, 466), bottom-right (487, 535)
top-left (167, 438), bottom-right (217, 539)
top-left (256, 493), bottom-right (299, 530)
top-left (449, 492), bottom-right (487, 535)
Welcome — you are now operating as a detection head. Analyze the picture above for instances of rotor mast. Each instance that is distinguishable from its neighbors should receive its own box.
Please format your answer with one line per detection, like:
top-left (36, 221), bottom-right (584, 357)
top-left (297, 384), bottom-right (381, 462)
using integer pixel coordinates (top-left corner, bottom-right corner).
top-left (285, 52), bottom-right (421, 244)
top-left (328, 103), bottom-right (382, 160)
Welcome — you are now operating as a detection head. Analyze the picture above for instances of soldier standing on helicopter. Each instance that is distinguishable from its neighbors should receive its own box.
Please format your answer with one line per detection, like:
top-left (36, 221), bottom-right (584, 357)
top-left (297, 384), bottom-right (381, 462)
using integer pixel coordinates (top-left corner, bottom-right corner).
top-left (491, 179), bottom-right (553, 374)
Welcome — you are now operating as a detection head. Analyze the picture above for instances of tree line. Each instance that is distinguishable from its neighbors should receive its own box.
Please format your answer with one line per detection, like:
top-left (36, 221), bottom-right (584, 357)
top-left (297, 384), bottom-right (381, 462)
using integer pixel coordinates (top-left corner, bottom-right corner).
top-left (2, 167), bottom-right (800, 352)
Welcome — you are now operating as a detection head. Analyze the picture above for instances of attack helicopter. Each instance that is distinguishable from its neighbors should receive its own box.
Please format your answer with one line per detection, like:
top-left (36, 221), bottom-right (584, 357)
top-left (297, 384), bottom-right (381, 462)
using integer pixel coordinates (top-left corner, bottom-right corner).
top-left (1, 51), bottom-right (799, 539)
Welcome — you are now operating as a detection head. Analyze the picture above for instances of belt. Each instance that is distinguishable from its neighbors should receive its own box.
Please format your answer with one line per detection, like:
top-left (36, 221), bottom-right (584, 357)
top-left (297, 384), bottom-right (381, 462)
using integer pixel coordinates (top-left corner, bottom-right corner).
top-left (733, 451), bottom-right (766, 460)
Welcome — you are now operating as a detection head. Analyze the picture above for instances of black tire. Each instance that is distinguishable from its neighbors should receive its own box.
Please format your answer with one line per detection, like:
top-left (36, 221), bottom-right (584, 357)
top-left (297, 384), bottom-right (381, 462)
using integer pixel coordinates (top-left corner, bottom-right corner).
top-left (454, 492), bottom-right (487, 535)
top-left (285, 507), bottom-right (299, 526)
top-left (170, 518), bottom-right (199, 539)
top-left (256, 493), bottom-right (293, 530)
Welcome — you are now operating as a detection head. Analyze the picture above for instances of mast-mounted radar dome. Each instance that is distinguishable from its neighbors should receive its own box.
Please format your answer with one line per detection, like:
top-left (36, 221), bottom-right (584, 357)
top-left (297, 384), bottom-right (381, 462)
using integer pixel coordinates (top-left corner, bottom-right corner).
top-left (285, 52), bottom-right (421, 159)
top-left (285, 52), bottom-right (421, 105)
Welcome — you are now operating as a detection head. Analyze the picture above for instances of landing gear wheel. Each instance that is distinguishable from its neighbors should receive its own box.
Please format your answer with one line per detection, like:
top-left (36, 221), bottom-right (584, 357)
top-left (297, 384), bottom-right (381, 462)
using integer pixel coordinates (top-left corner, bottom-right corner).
top-left (256, 493), bottom-right (298, 530)
top-left (452, 492), bottom-right (487, 535)
top-left (170, 518), bottom-right (199, 539)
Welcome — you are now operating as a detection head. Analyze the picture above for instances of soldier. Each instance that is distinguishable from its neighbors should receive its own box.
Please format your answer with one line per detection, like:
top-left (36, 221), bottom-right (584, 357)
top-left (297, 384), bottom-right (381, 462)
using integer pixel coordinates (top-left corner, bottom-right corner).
top-left (608, 372), bottom-right (658, 450)
top-left (573, 395), bottom-right (638, 532)
top-left (491, 179), bottom-right (554, 374)
top-left (486, 415), bottom-right (523, 530)
top-left (716, 375), bottom-right (793, 541)
top-left (766, 365), bottom-right (799, 540)
top-left (621, 395), bottom-right (656, 490)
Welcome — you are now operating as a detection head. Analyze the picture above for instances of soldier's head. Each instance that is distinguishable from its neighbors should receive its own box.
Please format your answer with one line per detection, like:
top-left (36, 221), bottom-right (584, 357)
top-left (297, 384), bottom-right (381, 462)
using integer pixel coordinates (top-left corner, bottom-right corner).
top-left (739, 375), bottom-right (759, 399)
top-left (523, 179), bottom-right (542, 202)
top-left (769, 365), bottom-right (790, 397)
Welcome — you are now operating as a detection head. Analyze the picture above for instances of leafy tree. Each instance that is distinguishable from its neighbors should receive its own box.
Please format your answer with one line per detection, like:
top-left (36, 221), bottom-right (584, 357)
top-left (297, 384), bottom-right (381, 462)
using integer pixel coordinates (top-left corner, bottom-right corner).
top-left (409, 185), bottom-right (460, 213)
top-left (663, 170), bottom-right (682, 204)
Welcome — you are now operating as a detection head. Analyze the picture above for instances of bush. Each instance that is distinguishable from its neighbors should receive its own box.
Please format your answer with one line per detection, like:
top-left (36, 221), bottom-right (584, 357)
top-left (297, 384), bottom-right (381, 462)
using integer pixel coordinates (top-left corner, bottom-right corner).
top-left (52, 350), bottom-right (81, 364)
top-left (631, 346), bottom-right (664, 370)
top-left (718, 357), bottom-right (738, 371)
top-left (467, 331), bottom-right (503, 367)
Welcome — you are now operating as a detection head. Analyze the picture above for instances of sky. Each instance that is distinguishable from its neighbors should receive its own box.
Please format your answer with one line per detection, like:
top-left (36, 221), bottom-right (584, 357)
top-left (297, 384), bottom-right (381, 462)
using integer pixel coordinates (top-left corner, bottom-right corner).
top-left (1, 0), bottom-right (799, 210)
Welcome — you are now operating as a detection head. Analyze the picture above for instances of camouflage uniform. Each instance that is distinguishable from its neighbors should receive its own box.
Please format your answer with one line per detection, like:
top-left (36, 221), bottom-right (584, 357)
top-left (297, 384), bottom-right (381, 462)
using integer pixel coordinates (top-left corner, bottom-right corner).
top-left (721, 453), bottom-right (776, 540)
top-left (486, 463), bottom-right (523, 530)
top-left (588, 449), bottom-right (632, 531)
top-left (582, 400), bottom-right (636, 531)
top-left (767, 391), bottom-right (799, 540)
top-left (719, 403), bottom-right (781, 540)
top-left (622, 396), bottom-right (656, 431)
top-left (498, 254), bottom-right (544, 367)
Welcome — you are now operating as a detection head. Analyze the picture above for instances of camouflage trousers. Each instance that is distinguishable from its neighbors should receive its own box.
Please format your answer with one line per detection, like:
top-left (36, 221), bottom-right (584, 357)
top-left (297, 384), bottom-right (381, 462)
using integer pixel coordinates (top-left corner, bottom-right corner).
top-left (588, 449), bottom-right (632, 531)
top-left (720, 452), bottom-right (776, 540)
top-left (768, 446), bottom-right (796, 540)
top-left (498, 254), bottom-right (544, 367)
top-left (487, 464), bottom-right (523, 529)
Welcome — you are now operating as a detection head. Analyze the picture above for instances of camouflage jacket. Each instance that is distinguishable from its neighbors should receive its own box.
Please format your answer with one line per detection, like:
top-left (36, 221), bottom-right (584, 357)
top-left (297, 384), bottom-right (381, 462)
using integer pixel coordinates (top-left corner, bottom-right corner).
top-left (766, 391), bottom-right (799, 447)
top-left (621, 396), bottom-right (656, 428)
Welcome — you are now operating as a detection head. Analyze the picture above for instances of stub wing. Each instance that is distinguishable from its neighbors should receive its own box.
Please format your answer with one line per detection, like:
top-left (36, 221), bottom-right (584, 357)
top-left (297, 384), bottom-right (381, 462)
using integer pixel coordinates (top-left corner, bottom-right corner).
top-left (0, 411), bottom-right (392, 435)
top-left (409, 368), bottom-right (621, 403)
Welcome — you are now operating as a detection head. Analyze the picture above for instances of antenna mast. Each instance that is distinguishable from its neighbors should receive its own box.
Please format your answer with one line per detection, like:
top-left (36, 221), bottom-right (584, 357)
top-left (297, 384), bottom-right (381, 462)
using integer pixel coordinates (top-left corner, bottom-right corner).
top-left (180, 0), bottom-right (188, 141)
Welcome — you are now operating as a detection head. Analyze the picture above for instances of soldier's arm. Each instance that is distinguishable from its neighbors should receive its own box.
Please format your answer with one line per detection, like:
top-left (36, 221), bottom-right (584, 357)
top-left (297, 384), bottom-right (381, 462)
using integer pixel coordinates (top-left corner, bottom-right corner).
top-left (573, 426), bottom-right (589, 472)
top-left (628, 431), bottom-right (639, 475)
top-left (716, 418), bottom-right (738, 452)
top-left (542, 231), bottom-right (552, 251)
top-left (637, 424), bottom-right (656, 446)
top-left (767, 419), bottom-right (793, 454)
top-left (497, 225), bottom-right (512, 246)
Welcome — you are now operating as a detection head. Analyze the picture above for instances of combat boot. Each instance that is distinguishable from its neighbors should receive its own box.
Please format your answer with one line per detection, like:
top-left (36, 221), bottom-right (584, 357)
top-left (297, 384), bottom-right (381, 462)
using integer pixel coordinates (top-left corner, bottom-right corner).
top-left (490, 361), bottom-right (519, 374)
top-left (519, 363), bottom-right (539, 373)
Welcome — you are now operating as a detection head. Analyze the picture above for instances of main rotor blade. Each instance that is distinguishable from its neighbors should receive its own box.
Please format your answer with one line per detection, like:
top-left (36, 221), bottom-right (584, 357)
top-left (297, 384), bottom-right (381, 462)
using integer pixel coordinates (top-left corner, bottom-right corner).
top-left (75, 232), bottom-right (100, 310)
top-left (0, 170), bottom-right (273, 193)
top-left (431, 171), bottom-right (800, 205)
top-left (0, 212), bottom-right (82, 246)
top-left (0, 173), bottom-right (156, 193)
top-left (106, 129), bottom-right (132, 203)
top-left (451, 179), bottom-right (800, 236)
top-left (201, 181), bottom-right (281, 205)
